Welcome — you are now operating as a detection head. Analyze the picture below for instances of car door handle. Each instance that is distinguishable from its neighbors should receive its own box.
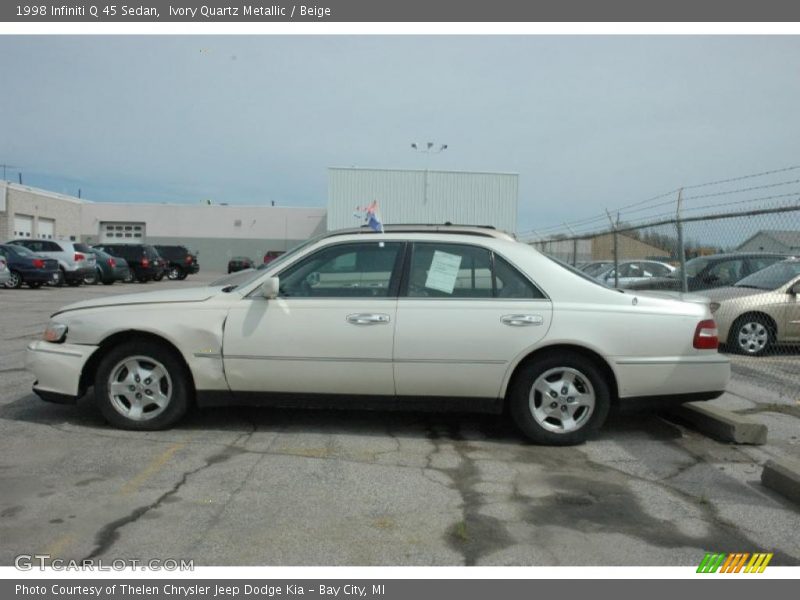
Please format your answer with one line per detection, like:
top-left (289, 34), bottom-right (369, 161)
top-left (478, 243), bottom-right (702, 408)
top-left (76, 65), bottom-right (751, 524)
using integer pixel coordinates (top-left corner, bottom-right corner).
top-left (501, 314), bottom-right (543, 327)
top-left (346, 313), bottom-right (391, 325)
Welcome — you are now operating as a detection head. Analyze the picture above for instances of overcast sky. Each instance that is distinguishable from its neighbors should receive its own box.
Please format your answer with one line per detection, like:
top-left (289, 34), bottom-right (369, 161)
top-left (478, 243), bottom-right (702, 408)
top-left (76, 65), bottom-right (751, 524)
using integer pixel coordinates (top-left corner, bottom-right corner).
top-left (1, 35), bottom-right (799, 233)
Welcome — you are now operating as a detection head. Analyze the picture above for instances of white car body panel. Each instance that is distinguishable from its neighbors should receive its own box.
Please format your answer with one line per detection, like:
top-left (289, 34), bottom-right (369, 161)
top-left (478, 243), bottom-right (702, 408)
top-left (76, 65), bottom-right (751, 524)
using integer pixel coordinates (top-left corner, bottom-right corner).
top-left (26, 232), bottom-right (730, 411)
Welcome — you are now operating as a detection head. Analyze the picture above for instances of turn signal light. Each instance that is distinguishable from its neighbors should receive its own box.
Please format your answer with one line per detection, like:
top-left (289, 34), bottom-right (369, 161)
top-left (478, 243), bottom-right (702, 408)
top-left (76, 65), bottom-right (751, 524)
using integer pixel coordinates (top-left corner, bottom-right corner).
top-left (693, 319), bottom-right (719, 350)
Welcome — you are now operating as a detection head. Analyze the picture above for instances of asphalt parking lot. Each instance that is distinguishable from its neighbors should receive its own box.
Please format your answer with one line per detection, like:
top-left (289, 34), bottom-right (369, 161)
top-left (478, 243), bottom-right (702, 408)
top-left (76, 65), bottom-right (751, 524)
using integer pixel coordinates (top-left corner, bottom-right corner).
top-left (1, 275), bottom-right (799, 566)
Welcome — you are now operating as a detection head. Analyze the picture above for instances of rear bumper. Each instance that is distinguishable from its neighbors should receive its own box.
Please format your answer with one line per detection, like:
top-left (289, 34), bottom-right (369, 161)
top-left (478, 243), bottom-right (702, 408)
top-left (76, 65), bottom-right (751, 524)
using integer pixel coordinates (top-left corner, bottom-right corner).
top-left (63, 267), bottom-right (94, 282)
top-left (19, 269), bottom-right (59, 284)
top-left (26, 341), bottom-right (96, 401)
top-left (613, 354), bottom-right (731, 399)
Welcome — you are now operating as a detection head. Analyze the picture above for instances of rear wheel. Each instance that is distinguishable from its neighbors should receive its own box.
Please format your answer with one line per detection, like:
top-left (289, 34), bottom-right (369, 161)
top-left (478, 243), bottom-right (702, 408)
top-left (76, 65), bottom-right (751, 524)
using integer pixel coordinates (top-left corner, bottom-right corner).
top-left (730, 315), bottom-right (775, 356)
top-left (168, 266), bottom-right (184, 280)
top-left (94, 340), bottom-right (191, 430)
top-left (53, 268), bottom-right (65, 287)
top-left (123, 270), bottom-right (134, 283)
top-left (509, 352), bottom-right (610, 445)
top-left (5, 270), bottom-right (22, 289)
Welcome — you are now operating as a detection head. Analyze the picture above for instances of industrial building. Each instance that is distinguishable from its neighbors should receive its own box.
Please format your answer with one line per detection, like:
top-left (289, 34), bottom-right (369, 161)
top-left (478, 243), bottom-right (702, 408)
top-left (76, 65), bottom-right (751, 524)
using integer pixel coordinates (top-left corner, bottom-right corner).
top-left (328, 167), bottom-right (518, 233)
top-left (1, 167), bottom-right (520, 272)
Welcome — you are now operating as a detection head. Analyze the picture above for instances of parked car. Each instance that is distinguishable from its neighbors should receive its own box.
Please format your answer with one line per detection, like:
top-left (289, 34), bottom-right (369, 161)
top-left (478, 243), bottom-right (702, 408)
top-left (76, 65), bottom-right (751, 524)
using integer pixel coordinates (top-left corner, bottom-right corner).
top-left (594, 260), bottom-right (676, 288)
top-left (85, 248), bottom-right (131, 286)
top-left (153, 255), bottom-right (168, 281)
top-left (625, 252), bottom-right (791, 292)
top-left (8, 239), bottom-right (96, 286)
top-left (263, 250), bottom-right (285, 265)
top-left (92, 244), bottom-right (162, 283)
top-left (579, 260), bottom-right (614, 277)
top-left (228, 256), bottom-right (255, 273)
top-left (154, 245), bottom-right (199, 280)
top-left (0, 244), bottom-right (60, 289)
top-left (26, 225), bottom-right (729, 445)
top-left (0, 256), bottom-right (10, 287)
top-left (705, 259), bottom-right (800, 356)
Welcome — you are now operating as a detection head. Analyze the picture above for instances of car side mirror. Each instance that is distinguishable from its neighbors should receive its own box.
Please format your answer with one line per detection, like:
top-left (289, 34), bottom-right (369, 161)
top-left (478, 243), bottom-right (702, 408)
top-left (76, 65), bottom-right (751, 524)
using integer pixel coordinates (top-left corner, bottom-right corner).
top-left (261, 276), bottom-right (280, 299)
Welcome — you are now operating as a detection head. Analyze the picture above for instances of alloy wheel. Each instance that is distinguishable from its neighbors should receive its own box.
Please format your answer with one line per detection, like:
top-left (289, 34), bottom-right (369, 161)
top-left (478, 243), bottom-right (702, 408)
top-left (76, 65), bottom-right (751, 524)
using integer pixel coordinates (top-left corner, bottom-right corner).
top-left (529, 367), bottom-right (596, 434)
top-left (107, 355), bottom-right (173, 421)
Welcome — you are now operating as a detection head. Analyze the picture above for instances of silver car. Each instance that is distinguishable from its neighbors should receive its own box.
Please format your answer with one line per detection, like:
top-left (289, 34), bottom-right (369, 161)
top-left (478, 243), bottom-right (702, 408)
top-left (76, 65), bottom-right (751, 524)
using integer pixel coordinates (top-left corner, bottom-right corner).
top-left (0, 256), bottom-right (10, 287)
top-left (8, 239), bottom-right (96, 286)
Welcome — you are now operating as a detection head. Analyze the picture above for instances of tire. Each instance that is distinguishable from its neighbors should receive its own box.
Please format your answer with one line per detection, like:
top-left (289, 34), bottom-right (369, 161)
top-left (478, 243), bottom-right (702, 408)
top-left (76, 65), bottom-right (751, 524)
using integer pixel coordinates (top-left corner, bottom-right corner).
top-left (53, 268), bottom-right (66, 287)
top-left (28, 281), bottom-right (42, 289)
top-left (123, 270), bottom-right (134, 283)
top-left (730, 314), bottom-right (775, 357)
top-left (509, 351), bottom-right (610, 446)
top-left (94, 340), bottom-right (191, 430)
top-left (84, 268), bottom-right (100, 285)
top-left (5, 270), bottom-right (23, 289)
top-left (168, 266), bottom-right (184, 280)
top-left (153, 271), bottom-right (164, 282)
top-left (137, 277), bottom-right (150, 283)
top-left (102, 280), bottom-right (115, 286)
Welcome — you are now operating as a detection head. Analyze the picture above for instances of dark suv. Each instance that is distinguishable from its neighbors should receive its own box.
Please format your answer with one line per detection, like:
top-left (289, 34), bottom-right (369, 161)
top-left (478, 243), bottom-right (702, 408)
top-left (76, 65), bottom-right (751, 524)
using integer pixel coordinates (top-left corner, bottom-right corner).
top-left (93, 243), bottom-right (163, 283)
top-left (625, 252), bottom-right (792, 292)
top-left (153, 245), bottom-right (199, 280)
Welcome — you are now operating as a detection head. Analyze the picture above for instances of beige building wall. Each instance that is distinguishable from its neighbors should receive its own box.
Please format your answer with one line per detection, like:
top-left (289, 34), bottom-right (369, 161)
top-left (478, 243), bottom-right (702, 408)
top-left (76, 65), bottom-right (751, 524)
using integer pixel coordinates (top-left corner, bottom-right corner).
top-left (591, 233), bottom-right (670, 260)
top-left (0, 182), bottom-right (84, 241)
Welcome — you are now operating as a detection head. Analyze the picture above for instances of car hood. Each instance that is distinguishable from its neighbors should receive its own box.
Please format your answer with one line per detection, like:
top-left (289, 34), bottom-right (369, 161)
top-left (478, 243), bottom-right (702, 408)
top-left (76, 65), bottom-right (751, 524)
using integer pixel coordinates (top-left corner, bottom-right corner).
top-left (702, 286), bottom-right (769, 302)
top-left (53, 286), bottom-right (217, 315)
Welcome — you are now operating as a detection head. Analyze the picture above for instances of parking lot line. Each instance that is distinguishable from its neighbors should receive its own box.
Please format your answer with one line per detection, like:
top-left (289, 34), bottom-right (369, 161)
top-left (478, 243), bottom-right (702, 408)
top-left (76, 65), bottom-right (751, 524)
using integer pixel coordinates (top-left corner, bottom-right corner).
top-left (118, 442), bottom-right (186, 496)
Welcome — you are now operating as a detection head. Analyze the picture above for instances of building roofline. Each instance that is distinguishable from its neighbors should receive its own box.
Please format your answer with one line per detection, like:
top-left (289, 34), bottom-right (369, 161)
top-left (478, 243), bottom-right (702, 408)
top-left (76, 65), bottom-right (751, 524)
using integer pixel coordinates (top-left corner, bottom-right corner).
top-left (3, 182), bottom-right (88, 205)
top-left (328, 166), bottom-right (519, 177)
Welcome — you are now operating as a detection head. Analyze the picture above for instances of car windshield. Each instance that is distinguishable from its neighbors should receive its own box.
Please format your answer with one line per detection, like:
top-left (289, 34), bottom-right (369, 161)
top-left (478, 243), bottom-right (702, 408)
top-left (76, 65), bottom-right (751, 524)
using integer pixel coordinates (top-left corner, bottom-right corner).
top-left (735, 261), bottom-right (800, 290)
top-left (544, 255), bottom-right (613, 289)
top-left (3, 244), bottom-right (35, 257)
top-left (669, 256), bottom-right (711, 279)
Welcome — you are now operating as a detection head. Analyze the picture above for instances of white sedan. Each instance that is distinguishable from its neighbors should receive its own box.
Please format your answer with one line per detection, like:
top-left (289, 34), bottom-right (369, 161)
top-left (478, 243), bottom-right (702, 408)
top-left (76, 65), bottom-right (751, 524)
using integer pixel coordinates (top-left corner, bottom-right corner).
top-left (26, 226), bottom-right (730, 445)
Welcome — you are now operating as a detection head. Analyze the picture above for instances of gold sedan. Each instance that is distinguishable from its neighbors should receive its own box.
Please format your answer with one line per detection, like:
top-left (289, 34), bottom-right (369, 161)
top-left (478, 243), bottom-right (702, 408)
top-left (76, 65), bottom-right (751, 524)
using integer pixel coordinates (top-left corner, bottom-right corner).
top-left (706, 259), bottom-right (800, 356)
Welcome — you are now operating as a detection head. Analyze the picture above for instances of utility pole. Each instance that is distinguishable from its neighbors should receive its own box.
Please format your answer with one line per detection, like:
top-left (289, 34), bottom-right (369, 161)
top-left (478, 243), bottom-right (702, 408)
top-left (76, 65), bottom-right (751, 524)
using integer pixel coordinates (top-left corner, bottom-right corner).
top-left (410, 142), bottom-right (448, 205)
top-left (676, 188), bottom-right (688, 294)
top-left (605, 209), bottom-right (619, 288)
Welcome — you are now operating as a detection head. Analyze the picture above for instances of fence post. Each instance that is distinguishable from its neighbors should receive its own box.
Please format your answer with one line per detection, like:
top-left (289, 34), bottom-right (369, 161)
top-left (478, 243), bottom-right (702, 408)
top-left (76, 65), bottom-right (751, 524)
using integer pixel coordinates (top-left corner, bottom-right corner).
top-left (676, 188), bottom-right (688, 293)
top-left (605, 210), bottom-right (619, 288)
top-left (572, 238), bottom-right (578, 266)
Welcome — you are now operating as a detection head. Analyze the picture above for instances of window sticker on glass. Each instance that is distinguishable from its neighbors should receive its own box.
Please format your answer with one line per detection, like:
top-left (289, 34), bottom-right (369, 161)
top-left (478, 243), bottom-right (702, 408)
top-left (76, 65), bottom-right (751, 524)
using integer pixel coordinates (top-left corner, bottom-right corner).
top-left (425, 250), bottom-right (463, 293)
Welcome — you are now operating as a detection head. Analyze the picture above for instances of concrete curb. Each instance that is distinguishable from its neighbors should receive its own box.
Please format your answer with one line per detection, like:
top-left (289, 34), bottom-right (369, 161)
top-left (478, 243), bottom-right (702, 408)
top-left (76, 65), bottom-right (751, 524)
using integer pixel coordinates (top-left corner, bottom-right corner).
top-left (762, 458), bottom-right (800, 505)
top-left (671, 402), bottom-right (767, 445)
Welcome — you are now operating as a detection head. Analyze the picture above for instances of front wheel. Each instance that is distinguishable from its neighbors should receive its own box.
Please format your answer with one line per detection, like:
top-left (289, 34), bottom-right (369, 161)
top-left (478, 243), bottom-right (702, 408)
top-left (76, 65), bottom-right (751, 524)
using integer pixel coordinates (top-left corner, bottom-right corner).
top-left (84, 268), bottom-right (100, 285)
top-left (730, 315), bottom-right (775, 356)
top-left (509, 352), bottom-right (610, 446)
top-left (94, 340), bottom-right (191, 430)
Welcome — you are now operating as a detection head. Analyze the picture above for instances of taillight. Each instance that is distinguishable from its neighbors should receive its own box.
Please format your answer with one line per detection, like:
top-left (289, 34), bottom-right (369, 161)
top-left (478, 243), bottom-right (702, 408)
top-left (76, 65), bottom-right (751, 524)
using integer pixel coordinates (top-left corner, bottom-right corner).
top-left (32, 258), bottom-right (45, 268)
top-left (142, 258), bottom-right (150, 268)
top-left (693, 319), bottom-right (719, 350)
top-left (74, 252), bottom-right (85, 262)
top-left (108, 258), bottom-right (116, 267)
top-left (185, 255), bottom-right (192, 264)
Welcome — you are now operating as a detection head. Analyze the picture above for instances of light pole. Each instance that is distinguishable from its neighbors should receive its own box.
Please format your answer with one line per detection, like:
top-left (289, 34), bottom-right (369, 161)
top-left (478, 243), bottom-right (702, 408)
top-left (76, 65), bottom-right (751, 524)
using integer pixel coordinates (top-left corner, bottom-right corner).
top-left (410, 142), bottom-right (448, 204)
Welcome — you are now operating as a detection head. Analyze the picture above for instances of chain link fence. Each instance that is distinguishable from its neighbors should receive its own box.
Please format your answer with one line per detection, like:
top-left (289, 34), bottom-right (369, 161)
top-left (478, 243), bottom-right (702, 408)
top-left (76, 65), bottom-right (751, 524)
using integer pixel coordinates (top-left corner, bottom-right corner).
top-left (523, 172), bottom-right (800, 399)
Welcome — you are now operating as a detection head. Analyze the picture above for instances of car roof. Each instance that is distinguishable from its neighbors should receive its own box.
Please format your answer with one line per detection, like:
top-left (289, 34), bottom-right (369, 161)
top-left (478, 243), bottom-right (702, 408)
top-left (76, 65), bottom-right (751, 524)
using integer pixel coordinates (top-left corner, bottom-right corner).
top-left (325, 224), bottom-right (516, 241)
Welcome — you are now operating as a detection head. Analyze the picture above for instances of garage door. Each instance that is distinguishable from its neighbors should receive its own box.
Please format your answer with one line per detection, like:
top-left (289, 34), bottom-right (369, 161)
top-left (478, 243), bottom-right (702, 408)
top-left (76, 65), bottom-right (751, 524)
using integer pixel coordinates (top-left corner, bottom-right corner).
top-left (100, 222), bottom-right (146, 243)
top-left (38, 218), bottom-right (55, 240)
top-left (13, 214), bottom-right (33, 238)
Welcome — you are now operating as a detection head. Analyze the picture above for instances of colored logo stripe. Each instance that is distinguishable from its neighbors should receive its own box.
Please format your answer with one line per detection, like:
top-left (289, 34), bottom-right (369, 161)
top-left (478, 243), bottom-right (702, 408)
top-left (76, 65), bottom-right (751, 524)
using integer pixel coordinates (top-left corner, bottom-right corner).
top-left (697, 552), bottom-right (773, 573)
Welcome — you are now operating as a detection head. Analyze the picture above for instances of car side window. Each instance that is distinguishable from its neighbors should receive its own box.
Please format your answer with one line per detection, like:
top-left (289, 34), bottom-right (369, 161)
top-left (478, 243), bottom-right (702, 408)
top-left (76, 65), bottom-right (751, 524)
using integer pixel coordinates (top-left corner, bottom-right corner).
top-left (649, 263), bottom-right (671, 276)
top-left (748, 257), bottom-right (780, 274)
top-left (407, 243), bottom-right (543, 299)
top-left (278, 242), bottom-right (403, 298)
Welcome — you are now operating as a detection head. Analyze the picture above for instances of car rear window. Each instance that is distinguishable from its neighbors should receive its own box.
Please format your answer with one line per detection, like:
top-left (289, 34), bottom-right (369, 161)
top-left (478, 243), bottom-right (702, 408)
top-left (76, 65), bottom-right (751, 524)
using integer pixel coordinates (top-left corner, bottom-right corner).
top-left (74, 243), bottom-right (92, 253)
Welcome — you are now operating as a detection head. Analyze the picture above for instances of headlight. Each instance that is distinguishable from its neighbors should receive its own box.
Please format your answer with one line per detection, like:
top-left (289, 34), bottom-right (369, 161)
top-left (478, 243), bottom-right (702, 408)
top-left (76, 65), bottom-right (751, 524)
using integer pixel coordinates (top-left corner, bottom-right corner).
top-left (709, 302), bottom-right (721, 314)
top-left (43, 322), bottom-right (68, 343)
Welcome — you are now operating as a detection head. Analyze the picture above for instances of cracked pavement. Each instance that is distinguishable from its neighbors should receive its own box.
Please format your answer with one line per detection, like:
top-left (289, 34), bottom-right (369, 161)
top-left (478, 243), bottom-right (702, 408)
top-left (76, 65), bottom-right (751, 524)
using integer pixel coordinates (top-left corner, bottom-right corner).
top-left (1, 274), bottom-right (799, 566)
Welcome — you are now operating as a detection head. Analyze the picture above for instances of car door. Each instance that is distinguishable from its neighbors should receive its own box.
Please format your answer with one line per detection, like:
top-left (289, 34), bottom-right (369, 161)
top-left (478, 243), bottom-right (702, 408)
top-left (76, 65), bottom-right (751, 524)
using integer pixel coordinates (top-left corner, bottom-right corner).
top-left (222, 240), bottom-right (404, 396)
top-left (393, 242), bottom-right (553, 400)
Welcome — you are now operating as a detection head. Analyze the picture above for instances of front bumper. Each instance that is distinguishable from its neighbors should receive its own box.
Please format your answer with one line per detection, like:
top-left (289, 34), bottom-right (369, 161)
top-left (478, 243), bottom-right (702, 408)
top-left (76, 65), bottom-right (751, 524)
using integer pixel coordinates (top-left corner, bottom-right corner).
top-left (26, 341), bottom-right (97, 402)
